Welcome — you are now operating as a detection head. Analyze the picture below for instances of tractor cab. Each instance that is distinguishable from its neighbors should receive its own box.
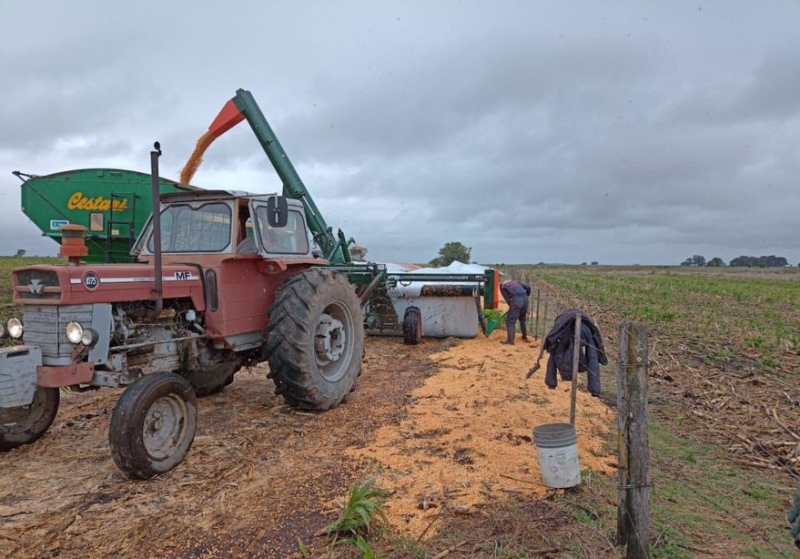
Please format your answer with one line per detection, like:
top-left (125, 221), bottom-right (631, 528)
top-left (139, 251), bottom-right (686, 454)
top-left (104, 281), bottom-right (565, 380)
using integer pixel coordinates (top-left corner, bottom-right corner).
top-left (131, 190), bottom-right (315, 263)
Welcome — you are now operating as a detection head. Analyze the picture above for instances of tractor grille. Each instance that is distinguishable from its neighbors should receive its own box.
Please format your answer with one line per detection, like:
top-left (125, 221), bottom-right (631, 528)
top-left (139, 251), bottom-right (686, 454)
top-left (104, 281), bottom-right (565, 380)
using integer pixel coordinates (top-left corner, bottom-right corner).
top-left (15, 269), bottom-right (61, 300)
top-left (22, 304), bottom-right (94, 362)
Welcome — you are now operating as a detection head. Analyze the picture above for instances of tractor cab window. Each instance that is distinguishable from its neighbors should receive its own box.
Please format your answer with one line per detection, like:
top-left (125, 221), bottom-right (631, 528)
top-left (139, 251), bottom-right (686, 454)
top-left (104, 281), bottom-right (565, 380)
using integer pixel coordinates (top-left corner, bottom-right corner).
top-left (255, 207), bottom-right (309, 255)
top-left (147, 202), bottom-right (232, 253)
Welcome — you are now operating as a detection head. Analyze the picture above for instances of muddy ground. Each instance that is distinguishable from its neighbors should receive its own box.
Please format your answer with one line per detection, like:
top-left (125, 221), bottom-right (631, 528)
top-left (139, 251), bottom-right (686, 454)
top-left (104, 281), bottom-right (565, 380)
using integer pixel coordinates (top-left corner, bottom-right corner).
top-left (0, 331), bottom-right (615, 559)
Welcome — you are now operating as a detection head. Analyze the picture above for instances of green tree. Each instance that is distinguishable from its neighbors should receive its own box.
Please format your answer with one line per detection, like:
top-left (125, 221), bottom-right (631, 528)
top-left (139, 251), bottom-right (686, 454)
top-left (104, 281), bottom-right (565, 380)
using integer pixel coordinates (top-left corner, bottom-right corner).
top-left (730, 255), bottom-right (754, 267)
top-left (429, 241), bottom-right (471, 267)
top-left (707, 257), bottom-right (725, 267)
top-left (730, 255), bottom-right (789, 267)
top-left (692, 254), bottom-right (706, 267)
top-left (681, 255), bottom-right (706, 267)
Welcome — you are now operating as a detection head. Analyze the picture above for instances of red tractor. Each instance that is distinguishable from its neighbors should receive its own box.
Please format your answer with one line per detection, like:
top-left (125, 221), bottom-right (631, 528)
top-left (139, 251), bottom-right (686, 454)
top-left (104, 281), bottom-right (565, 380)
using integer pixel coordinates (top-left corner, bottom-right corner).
top-left (0, 94), bottom-right (366, 479)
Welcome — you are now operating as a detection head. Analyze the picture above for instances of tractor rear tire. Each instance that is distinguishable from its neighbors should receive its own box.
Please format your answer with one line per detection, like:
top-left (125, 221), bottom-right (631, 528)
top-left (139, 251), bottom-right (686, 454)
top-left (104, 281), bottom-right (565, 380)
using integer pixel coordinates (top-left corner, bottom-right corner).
top-left (403, 306), bottom-right (422, 345)
top-left (109, 372), bottom-right (197, 479)
top-left (0, 387), bottom-right (60, 451)
top-left (265, 268), bottom-right (363, 410)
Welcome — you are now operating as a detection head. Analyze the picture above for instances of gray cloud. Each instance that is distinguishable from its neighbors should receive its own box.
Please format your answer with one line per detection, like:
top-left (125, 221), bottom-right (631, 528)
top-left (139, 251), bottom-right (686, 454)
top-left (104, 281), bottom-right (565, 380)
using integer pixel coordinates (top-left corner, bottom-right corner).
top-left (1, 0), bottom-right (799, 265)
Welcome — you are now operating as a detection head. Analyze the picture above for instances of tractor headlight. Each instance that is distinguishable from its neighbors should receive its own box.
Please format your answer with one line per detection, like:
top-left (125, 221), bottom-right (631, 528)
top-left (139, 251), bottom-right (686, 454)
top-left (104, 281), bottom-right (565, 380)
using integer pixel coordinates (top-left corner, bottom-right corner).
top-left (65, 322), bottom-right (84, 344)
top-left (7, 318), bottom-right (23, 339)
top-left (80, 328), bottom-right (99, 347)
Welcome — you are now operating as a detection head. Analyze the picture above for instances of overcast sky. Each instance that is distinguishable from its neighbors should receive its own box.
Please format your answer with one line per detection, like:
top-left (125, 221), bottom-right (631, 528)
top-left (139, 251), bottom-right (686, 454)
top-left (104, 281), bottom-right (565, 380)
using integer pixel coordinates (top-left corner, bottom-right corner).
top-left (1, 1), bottom-right (798, 265)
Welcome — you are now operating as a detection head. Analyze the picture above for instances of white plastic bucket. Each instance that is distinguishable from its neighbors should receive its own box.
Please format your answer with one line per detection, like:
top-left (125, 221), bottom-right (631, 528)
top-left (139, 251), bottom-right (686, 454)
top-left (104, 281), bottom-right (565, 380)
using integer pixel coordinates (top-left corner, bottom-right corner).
top-left (532, 423), bottom-right (581, 488)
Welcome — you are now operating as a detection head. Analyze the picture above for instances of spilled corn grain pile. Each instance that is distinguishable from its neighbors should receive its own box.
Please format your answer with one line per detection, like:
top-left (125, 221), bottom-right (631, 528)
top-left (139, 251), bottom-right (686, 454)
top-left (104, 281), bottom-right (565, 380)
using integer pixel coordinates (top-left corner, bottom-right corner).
top-left (347, 329), bottom-right (616, 539)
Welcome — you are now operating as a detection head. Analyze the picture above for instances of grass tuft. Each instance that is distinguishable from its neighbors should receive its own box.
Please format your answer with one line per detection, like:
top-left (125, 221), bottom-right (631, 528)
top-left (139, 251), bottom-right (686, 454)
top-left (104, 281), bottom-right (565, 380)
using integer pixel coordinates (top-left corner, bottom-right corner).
top-left (325, 477), bottom-right (389, 556)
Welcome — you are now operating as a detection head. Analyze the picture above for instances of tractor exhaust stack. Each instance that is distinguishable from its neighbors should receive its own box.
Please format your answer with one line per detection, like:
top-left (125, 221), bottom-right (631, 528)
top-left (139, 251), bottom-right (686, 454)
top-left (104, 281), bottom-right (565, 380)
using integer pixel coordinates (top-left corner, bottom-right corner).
top-left (150, 142), bottom-right (163, 319)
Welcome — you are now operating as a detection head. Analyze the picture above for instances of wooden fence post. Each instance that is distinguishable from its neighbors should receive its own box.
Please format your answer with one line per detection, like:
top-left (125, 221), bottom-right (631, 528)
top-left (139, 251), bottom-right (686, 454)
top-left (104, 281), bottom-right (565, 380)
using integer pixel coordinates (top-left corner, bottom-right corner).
top-left (569, 314), bottom-right (582, 425)
top-left (616, 322), bottom-right (651, 559)
top-left (534, 288), bottom-right (541, 339)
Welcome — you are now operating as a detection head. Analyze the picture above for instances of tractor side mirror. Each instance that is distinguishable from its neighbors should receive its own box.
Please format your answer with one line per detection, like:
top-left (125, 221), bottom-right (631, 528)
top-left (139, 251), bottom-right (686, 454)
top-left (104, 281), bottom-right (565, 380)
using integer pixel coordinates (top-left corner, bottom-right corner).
top-left (266, 196), bottom-right (289, 228)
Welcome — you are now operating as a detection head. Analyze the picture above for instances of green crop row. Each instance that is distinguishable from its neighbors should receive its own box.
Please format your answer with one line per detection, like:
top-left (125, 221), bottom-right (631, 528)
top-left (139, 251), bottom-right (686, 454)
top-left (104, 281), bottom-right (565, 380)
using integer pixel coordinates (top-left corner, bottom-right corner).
top-left (517, 266), bottom-right (800, 376)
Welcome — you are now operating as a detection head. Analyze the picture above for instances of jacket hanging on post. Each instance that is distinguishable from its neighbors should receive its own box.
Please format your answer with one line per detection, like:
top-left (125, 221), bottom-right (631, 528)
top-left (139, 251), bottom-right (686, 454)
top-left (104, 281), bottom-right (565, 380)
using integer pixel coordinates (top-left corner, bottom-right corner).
top-left (543, 309), bottom-right (608, 396)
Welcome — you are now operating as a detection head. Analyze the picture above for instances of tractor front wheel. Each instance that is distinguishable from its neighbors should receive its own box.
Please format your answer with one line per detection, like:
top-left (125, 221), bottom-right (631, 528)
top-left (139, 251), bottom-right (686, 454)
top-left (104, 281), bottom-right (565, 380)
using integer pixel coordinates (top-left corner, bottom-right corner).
top-left (109, 372), bottom-right (197, 479)
top-left (265, 268), bottom-right (364, 410)
top-left (0, 387), bottom-right (60, 451)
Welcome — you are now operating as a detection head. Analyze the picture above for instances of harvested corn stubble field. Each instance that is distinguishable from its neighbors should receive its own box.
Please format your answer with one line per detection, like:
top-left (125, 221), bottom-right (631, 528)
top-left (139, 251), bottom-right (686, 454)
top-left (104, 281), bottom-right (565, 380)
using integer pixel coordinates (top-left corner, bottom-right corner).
top-left (522, 265), bottom-right (800, 558)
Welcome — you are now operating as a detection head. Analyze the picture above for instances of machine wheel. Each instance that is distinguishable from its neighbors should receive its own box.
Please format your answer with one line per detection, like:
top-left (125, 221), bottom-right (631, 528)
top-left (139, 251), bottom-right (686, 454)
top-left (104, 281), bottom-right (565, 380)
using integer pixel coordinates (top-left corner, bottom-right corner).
top-left (0, 387), bottom-right (60, 451)
top-left (403, 306), bottom-right (422, 345)
top-left (109, 372), bottom-right (197, 479)
top-left (265, 268), bottom-right (364, 410)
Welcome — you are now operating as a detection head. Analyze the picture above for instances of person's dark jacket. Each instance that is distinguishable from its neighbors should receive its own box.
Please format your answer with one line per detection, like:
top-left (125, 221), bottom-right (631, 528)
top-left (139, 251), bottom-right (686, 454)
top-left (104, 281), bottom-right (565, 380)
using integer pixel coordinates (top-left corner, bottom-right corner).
top-left (500, 280), bottom-right (531, 307)
top-left (543, 309), bottom-right (607, 396)
top-left (500, 280), bottom-right (532, 326)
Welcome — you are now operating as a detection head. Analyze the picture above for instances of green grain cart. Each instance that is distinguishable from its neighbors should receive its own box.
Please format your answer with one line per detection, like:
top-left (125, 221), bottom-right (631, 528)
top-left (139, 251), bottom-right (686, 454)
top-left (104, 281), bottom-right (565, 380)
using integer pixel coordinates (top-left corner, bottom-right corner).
top-left (14, 168), bottom-right (197, 263)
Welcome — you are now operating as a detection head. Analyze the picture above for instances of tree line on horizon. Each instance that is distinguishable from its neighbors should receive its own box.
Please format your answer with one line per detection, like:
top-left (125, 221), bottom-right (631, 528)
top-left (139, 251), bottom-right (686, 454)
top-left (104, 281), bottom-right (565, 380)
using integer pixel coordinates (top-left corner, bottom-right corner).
top-left (680, 254), bottom-right (792, 267)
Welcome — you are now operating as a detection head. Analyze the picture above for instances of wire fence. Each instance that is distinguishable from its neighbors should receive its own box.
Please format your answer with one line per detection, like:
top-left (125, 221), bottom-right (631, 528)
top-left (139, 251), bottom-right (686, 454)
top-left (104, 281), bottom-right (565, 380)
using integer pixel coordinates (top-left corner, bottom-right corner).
top-left (500, 267), bottom-right (796, 558)
top-left (526, 283), bottom-right (571, 342)
top-left (502, 268), bottom-right (597, 345)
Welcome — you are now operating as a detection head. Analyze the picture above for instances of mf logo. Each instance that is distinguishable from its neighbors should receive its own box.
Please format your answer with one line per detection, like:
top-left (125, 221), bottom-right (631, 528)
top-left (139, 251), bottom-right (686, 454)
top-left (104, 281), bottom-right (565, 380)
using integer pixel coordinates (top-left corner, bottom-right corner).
top-left (83, 272), bottom-right (100, 290)
top-left (28, 279), bottom-right (44, 295)
top-left (174, 271), bottom-right (191, 280)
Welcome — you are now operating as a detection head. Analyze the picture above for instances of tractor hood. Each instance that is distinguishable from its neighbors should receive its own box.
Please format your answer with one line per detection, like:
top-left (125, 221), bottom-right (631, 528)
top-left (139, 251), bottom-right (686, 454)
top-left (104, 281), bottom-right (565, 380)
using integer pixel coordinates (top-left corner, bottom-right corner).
top-left (12, 263), bottom-right (206, 310)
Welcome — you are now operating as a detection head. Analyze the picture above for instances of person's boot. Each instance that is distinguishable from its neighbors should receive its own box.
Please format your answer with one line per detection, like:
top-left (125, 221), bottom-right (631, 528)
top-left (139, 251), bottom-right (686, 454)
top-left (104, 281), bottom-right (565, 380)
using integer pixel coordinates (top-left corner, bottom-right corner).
top-left (520, 321), bottom-right (529, 342)
top-left (501, 325), bottom-right (515, 345)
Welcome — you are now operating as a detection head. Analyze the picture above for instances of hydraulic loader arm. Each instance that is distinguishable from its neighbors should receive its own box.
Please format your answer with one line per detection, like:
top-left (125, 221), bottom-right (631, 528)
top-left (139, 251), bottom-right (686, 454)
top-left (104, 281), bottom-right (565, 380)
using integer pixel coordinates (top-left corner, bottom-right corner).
top-left (206, 89), bottom-right (353, 263)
